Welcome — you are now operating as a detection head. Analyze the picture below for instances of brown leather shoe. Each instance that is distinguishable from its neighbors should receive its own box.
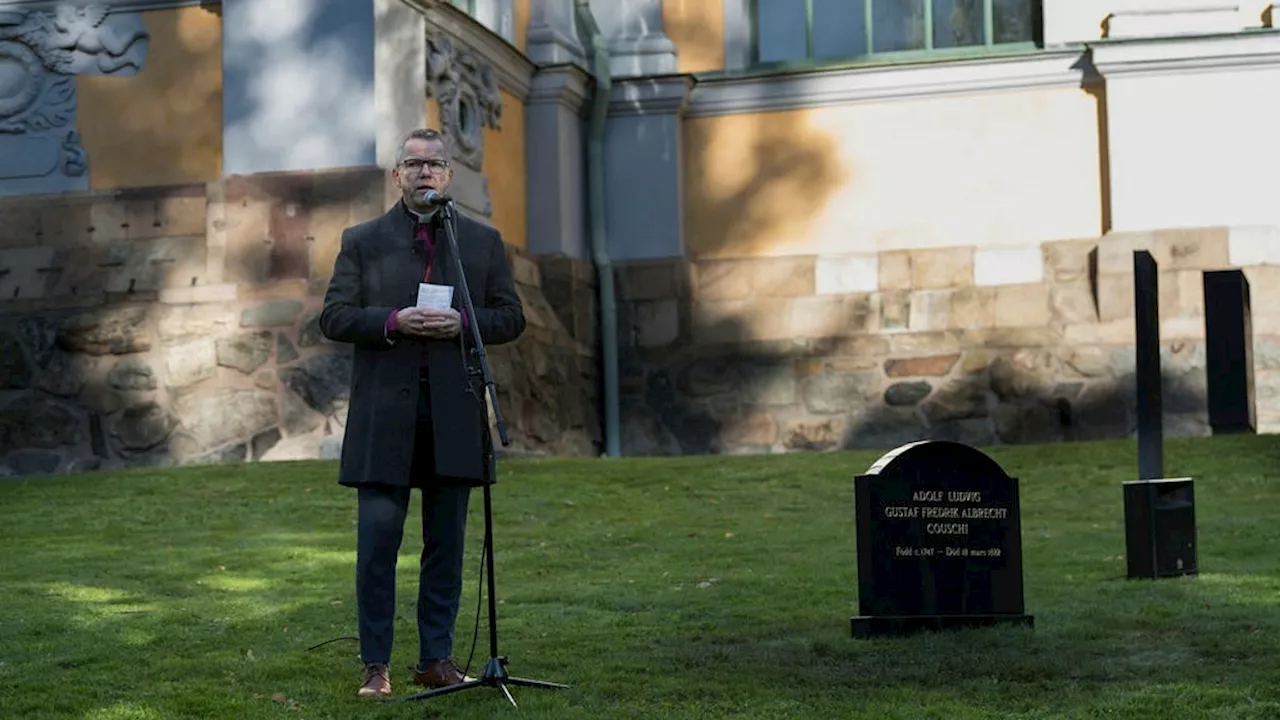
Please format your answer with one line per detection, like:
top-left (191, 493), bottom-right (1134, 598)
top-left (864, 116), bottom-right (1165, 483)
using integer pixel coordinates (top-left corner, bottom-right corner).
top-left (413, 658), bottom-right (473, 688)
top-left (358, 663), bottom-right (391, 697)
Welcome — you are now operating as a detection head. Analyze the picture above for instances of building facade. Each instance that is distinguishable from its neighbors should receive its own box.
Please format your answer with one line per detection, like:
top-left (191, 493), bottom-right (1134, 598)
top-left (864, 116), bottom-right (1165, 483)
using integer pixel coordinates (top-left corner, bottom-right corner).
top-left (0, 0), bottom-right (1277, 475)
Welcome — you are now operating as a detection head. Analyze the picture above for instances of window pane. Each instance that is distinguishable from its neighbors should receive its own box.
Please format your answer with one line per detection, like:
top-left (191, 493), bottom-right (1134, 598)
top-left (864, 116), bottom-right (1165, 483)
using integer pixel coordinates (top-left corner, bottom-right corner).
top-left (756, 0), bottom-right (809, 63)
top-left (812, 0), bottom-right (868, 60)
top-left (993, 0), bottom-right (1037, 43)
top-left (932, 0), bottom-right (984, 48)
top-left (872, 0), bottom-right (927, 53)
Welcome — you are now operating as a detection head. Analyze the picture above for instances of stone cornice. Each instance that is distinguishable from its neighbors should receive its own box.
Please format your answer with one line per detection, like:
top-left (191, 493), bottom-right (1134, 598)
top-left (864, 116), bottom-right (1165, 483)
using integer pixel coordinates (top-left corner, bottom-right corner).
top-left (686, 50), bottom-right (1091, 117)
top-left (527, 63), bottom-right (593, 114)
top-left (1089, 29), bottom-right (1280, 78)
top-left (411, 0), bottom-right (535, 102)
top-left (608, 74), bottom-right (694, 117)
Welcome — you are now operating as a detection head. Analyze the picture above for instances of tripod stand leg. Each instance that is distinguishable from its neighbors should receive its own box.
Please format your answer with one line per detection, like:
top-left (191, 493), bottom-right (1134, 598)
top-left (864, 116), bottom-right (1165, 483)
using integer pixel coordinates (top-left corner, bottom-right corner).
top-left (498, 682), bottom-right (517, 707)
top-left (505, 676), bottom-right (573, 690)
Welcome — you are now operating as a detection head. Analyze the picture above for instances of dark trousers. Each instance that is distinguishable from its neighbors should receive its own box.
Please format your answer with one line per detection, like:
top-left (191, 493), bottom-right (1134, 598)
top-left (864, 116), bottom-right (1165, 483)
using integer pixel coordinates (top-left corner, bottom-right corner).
top-left (355, 380), bottom-right (472, 667)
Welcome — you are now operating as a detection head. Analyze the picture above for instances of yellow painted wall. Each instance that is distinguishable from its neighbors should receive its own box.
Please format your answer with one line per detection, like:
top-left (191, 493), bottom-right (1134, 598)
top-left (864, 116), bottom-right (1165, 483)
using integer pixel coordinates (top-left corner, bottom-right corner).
top-left (1044, 0), bottom-right (1273, 45)
top-left (514, 0), bottom-right (530, 52)
top-left (424, 96), bottom-right (527, 250)
top-left (77, 6), bottom-right (222, 189)
top-left (684, 87), bottom-right (1104, 260)
top-left (663, 0), bottom-right (725, 74)
top-left (482, 89), bottom-right (527, 250)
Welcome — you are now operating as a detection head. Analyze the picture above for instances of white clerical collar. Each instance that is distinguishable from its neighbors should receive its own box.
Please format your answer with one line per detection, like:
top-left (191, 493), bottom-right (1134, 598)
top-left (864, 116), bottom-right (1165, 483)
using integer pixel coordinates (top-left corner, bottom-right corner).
top-left (406, 206), bottom-right (437, 224)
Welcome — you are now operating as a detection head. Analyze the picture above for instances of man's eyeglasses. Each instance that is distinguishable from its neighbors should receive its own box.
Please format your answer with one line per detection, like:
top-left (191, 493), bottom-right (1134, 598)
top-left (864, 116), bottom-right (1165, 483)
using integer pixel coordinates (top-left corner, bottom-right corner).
top-left (400, 158), bottom-right (449, 174)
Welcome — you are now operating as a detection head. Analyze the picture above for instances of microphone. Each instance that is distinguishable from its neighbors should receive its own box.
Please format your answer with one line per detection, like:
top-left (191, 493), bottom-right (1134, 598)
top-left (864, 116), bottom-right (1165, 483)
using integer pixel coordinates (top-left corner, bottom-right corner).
top-left (421, 189), bottom-right (452, 207)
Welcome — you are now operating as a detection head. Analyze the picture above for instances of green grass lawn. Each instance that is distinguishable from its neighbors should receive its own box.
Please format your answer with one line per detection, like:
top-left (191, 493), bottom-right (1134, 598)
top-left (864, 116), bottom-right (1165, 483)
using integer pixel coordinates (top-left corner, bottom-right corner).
top-left (2, 434), bottom-right (1279, 719)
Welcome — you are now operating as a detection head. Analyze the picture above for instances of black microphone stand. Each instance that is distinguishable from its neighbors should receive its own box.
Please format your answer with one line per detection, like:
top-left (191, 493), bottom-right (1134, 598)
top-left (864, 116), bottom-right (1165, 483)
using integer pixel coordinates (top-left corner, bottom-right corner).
top-left (394, 197), bottom-right (571, 708)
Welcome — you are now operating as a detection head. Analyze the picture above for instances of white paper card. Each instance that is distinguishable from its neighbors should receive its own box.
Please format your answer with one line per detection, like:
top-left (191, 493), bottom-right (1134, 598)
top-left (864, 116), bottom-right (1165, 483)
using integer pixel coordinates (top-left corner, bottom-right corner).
top-left (416, 283), bottom-right (454, 310)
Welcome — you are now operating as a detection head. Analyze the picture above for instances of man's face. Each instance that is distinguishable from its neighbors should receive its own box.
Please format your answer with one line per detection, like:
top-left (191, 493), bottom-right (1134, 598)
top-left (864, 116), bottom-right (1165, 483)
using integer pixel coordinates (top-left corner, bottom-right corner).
top-left (393, 137), bottom-right (453, 211)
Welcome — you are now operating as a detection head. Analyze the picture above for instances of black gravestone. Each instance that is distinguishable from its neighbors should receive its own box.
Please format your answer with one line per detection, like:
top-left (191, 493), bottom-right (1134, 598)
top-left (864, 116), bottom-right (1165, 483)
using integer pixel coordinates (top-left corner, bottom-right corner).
top-left (1133, 250), bottom-right (1162, 480)
top-left (1124, 250), bottom-right (1197, 580)
top-left (851, 440), bottom-right (1034, 638)
top-left (1203, 269), bottom-right (1255, 434)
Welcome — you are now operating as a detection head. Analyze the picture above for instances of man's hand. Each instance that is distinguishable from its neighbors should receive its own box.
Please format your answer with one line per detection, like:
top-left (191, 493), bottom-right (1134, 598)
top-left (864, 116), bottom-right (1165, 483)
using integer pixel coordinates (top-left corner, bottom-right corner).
top-left (396, 307), bottom-right (461, 339)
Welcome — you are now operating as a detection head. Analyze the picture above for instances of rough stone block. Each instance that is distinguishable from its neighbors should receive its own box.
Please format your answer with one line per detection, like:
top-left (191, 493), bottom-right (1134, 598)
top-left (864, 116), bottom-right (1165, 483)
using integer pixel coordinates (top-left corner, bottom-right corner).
top-left (950, 287), bottom-right (996, 329)
top-left (1064, 318), bottom-right (1134, 345)
top-left (884, 354), bottom-right (959, 378)
top-left (154, 193), bottom-right (208, 238)
top-left (1097, 230), bottom-right (1155, 275)
top-left (223, 198), bottom-right (273, 284)
top-left (815, 253), bottom-right (878, 294)
top-left (616, 260), bottom-right (690, 301)
top-left (0, 204), bottom-right (42, 249)
top-left (1050, 281), bottom-right (1096, 326)
top-left (1154, 226), bottom-right (1229, 270)
top-left (158, 304), bottom-right (238, 344)
top-left (241, 299), bottom-right (303, 327)
top-left (800, 369), bottom-right (881, 414)
top-left (1156, 269), bottom-right (1204, 319)
top-left (788, 294), bottom-right (879, 338)
top-left (719, 412), bottom-right (777, 450)
top-left (695, 256), bottom-right (814, 301)
top-left (306, 203), bottom-right (351, 283)
top-left (908, 290), bottom-right (952, 332)
top-left (781, 416), bottom-right (846, 450)
top-left (887, 331), bottom-right (962, 356)
top-left (38, 201), bottom-right (93, 249)
top-left (693, 299), bottom-right (786, 344)
top-left (56, 305), bottom-right (151, 355)
top-left (878, 250), bottom-right (911, 290)
top-left (1243, 265), bottom-right (1280, 315)
top-left (635, 300), bottom-right (679, 348)
top-left (1061, 346), bottom-right (1111, 378)
top-left (510, 252), bottom-right (542, 288)
top-left (103, 237), bottom-right (208, 294)
top-left (1228, 225), bottom-right (1280, 266)
top-left (879, 291), bottom-right (910, 331)
top-left (166, 338), bottom-right (217, 389)
top-left (1042, 239), bottom-right (1096, 283)
top-left (88, 200), bottom-right (129, 244)
top-left (0, 247), bottom-right (57, 300)
top-left (1096, 272), bottom-right (1135, 322)
top-left (159, 284), bottom-right (239, 304)
top-left (909, 247), bottom-right (973, 289)
top-left (974, 246), bottom-right (1043, 287)
top-left (994, 283), bottom-right (1051, 328)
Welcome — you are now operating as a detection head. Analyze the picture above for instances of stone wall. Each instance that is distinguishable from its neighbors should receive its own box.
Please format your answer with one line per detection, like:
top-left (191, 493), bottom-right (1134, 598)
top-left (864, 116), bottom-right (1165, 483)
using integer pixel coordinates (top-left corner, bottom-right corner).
top-left (617, 227), bottom-right (1280, 455)
top-left (0, 168), bottom-right (600, 477)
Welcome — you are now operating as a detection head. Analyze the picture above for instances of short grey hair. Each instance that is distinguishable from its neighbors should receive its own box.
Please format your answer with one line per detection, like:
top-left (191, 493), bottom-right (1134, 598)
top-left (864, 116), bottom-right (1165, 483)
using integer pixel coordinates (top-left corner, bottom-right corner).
top-left (395, 128), bottom-right (447, 166)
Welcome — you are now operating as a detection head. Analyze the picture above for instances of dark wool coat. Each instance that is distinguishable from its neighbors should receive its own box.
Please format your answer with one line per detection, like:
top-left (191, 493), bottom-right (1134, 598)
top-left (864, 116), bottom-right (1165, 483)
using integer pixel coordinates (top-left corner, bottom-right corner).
top-left (319, 200), bottom-right (525, 487)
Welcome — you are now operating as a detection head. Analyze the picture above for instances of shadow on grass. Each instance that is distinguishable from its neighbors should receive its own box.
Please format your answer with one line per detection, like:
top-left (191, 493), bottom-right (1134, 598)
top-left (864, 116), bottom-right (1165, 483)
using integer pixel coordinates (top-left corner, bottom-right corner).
top-left (4, 438), bottom-right (1280, 719)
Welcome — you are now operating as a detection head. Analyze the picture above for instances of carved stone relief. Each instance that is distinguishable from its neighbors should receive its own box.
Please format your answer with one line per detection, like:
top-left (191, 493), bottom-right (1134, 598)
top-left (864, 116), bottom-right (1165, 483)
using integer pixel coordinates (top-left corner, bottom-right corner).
top-left (0, 4), bottom-right (149, 196)
top-left (424, 28), bottom-right (502, 218)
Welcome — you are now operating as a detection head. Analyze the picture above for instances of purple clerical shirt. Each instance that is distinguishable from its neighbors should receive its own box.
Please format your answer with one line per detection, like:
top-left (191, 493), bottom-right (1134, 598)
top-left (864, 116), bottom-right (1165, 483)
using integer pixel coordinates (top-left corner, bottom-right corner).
top-left (384, 220), bottom-right (469, 360)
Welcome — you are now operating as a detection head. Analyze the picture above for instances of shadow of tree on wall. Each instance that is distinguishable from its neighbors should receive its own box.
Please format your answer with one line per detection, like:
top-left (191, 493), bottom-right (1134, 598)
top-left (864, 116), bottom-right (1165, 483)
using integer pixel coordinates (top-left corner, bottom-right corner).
top-left (628, 316), bottom-right (1216, 458)
top-left (74, 4), bottom-right (224, 189)
top-left (619, 5), bottom-right (852, 454)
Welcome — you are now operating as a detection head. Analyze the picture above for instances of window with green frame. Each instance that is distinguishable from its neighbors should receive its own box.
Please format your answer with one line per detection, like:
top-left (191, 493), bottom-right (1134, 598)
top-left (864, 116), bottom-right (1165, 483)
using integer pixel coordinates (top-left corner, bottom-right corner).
top-left (752, 0), bottom-right (1043, 66)
top-left (448, 0), bottom-right (477, 14)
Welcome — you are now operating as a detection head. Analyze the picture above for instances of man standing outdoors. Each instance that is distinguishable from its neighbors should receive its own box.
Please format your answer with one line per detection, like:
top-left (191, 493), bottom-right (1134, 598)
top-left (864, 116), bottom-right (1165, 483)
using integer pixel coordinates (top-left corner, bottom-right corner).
top-left (319, 128), bottom-right (526, 698)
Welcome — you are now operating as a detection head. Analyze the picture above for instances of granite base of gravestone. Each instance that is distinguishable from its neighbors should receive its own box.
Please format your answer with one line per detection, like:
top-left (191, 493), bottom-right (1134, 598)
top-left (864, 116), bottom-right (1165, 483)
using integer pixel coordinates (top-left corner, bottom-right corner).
top-left (851, 440), bottom-right (1034, 639)
top-left (1123, 478), bottom-right (1198, 579)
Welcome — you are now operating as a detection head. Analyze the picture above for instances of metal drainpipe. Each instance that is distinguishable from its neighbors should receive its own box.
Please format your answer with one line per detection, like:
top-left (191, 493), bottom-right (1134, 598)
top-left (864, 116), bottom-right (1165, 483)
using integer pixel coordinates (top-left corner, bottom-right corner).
top-left (574, 0), bottom-right (621, 458)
